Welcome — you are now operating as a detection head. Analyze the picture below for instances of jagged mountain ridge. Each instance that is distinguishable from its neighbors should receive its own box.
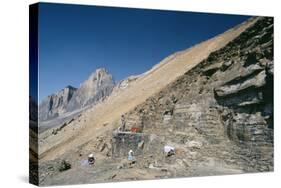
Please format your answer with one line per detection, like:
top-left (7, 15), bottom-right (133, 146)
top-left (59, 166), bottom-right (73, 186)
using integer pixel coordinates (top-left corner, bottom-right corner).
top-left (39, 68), bottom-right (115, 121)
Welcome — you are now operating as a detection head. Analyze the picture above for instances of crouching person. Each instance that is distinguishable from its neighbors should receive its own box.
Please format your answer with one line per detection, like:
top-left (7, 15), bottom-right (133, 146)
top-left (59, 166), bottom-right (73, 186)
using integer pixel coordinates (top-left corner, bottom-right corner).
top-left (88, 154), bottom-right (95, 165)
top-left (128, 150), bottom-right (135, 161)
top-left (164, 145), bottom-right (175, 157)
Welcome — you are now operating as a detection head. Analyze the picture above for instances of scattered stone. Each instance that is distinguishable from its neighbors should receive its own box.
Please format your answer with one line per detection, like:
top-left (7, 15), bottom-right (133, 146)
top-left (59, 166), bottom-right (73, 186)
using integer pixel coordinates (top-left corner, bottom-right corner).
top-left (138, 140), bottom-right (144, 149)
top-left (161, 168), bottom-right (168, 172)
top-left (58, 160), bottom-right (71, 172)
top-left (111, 174), bottom-right (117, 179)
top-left (117, 165), bottom-right (123, 169)
top-left (148, 163), bottom-right (155, 169)
top-left (52, 129), bottom-right (58, 135)
top-left (100, 143), bottom-right (107, 152)
top-left (187, 141), bottom-right (202, 149)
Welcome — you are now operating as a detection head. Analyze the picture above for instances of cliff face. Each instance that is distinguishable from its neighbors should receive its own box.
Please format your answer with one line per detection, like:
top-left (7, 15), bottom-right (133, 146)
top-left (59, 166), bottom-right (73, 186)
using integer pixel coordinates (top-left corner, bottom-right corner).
top-left (39, 68), bottom-right (115, 121)
top-left (124, 17), bottom-right (273, 172)
top-left (66, 68), bottom-right (115, 112)
top-left (39, 86), bottom-right (77, 121)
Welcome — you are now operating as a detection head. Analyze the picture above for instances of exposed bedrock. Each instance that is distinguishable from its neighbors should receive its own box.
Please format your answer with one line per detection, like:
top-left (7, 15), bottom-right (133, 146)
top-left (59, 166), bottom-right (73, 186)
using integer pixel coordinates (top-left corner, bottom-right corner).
top-left (120, 17), bottom-right (273, 172)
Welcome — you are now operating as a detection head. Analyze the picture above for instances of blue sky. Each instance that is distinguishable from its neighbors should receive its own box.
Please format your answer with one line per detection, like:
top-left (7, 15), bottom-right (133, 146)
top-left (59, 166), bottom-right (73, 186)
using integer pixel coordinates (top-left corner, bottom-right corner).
top-left (38, 3), bottom-right (250, 101)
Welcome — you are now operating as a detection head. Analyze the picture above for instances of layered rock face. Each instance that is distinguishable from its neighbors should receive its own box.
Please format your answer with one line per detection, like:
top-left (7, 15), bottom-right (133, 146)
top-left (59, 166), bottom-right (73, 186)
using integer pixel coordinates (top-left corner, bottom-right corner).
top-left (39, 68), bottom-right (115, 121)
top-left (66, 68), bottom-right (115, 112)
top-left (123, 17), bottom-right (273, 172)
top-left (39, 86), bottom-right (77, 121)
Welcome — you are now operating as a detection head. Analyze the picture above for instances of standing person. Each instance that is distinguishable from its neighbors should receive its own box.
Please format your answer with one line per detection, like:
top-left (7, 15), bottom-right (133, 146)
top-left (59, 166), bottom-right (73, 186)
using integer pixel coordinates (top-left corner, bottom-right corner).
top-left (121, 115), bottom-right (126, 131)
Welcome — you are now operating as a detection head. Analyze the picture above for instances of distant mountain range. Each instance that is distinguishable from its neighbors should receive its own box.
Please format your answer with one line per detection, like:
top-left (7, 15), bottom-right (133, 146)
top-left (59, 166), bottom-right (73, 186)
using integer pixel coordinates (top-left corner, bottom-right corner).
top-left (39, 68), bottom-right (115, 121)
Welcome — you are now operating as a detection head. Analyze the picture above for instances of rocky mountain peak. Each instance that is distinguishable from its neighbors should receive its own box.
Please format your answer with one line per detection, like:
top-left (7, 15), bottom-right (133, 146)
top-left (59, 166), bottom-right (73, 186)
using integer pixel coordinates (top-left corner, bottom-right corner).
top-left (39, 68), bottom-right (115, 121)
top-left (65, 85), bottom-right (76, 90)
top-left (92, 68), bottom-right (109, 77)
top-left (55, 85), bottom-right (77, 99)
top-left (83, 68), bottom-right (113, 88)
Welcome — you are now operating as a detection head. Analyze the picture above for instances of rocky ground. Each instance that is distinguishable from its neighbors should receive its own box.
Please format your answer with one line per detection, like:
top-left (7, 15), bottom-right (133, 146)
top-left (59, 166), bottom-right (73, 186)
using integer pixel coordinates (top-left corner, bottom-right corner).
top-left (32, 17), bottom-right (273, 186)
top-left (124, 18), bottom-right (273, 172)
top-left (124, 16), bottom-right (273, 172)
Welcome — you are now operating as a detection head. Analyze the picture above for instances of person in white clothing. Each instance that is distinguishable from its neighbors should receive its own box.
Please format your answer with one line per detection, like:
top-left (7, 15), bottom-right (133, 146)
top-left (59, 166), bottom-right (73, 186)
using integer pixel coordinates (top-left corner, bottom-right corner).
top-left (128, 149), bottom-right (135, 161)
